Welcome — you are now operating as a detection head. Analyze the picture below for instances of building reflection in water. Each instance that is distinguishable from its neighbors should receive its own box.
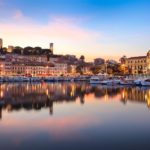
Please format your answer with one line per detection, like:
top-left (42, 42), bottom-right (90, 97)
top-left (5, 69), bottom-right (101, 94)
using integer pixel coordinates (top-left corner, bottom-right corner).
top-left (0, 83), bottom-right (150, 120)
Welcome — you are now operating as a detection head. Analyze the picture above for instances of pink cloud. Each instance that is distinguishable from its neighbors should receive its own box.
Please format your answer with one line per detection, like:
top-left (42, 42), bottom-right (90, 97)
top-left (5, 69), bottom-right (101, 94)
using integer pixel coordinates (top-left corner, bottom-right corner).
top-left (0, 10), bottom-right (100, 42)
top-left (0, 10), bottom-right (121, 61)
top-left (13, 10), bottom-right (24, 20)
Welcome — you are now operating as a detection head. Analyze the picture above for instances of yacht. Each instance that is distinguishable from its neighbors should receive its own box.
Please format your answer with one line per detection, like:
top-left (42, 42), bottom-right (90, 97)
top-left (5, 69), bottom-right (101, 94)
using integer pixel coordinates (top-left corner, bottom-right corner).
top-left (30, 77), bottom-right (41, 82)
top-left (134, 79), bottom-right (143, 86)
top-left (90, 76), bottom-right (101, 84)
top-left (100, 79), bottom-right (120, 85)
top-left (141, 79), bottom-right (150, 86)
top-left (120, 78), bottom-right (134, 85)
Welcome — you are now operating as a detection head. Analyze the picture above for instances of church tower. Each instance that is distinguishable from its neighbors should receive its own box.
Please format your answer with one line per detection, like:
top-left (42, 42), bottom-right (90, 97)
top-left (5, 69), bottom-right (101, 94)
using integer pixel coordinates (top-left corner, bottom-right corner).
top-left (50, 43), bottom-right (54, 54)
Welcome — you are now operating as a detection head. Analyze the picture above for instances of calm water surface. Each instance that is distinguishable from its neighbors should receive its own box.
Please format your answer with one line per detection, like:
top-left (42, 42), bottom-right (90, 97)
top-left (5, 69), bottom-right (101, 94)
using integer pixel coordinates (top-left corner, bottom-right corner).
top-left (0, 82), bottom-right (150, 150)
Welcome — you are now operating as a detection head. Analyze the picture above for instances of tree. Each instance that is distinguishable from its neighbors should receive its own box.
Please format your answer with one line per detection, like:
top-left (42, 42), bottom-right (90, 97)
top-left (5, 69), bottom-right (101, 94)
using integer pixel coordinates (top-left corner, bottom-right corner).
top-left (13, 46), bottom-right (23, 54)
top-left (90, 66), bottom-right (102, 75)
top-left (80, 55), bottom-right (85, 63)
top-left (76, 65), bottom-right (83, 75)
top-left (1, 47), bottom-right (7, 54)
top-left (34, 47), bottom-right (42, 55)
top-left (23, 47), bottom-right (34, 55)
top-left (120, 56), bottom-right (127, 64)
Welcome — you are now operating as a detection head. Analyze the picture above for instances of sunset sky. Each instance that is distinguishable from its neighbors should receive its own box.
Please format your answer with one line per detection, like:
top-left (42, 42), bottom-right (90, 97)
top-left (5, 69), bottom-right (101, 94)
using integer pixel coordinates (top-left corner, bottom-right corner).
top-left (0, 0), bottom-right (150, 61)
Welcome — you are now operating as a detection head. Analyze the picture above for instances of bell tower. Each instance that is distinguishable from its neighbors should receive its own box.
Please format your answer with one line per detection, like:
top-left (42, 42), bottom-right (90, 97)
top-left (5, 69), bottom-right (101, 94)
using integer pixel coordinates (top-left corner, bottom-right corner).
top-left (147, 50), bottom-right (150, 57)
top-left (50, 43), bottom-right (54, 54)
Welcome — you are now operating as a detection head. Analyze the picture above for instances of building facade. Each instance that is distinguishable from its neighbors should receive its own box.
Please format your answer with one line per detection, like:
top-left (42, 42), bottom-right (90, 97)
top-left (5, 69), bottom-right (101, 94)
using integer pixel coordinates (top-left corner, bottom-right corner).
top-left (0, 54), bottom-right (69, 76)
top-left (124, 50), bottom-right (150, 74)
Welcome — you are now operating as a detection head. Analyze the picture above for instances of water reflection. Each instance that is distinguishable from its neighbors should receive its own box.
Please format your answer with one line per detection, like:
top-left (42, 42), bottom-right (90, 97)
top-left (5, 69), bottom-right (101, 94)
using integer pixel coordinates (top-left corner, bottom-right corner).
top-left (0, 83), bottom-right (150, 120)
top-left (1, 83), bottom-right (150, 150)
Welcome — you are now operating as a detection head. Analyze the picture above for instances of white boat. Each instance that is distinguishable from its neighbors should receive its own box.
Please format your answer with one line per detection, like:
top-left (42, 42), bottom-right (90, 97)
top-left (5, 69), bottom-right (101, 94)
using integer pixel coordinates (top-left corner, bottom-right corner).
top-left (120, 79), bottom-right (134, 85)
top-left (134, 79), bottom-right (143, 86)
top-left (141, 79), bottom-right (150, 86)
top-left (22, 77), bottom-right (30, 82)
top-left (13, 76), bottom-right (30, 82)
top-left (30, 77), bottom-right (41, 82)
top-left (100, 79), bottom-right (120, 85)
top-left (55, 77), bottom-right (64, 82)
top-left (106, 79), bottom-right (120, 85)
top-left (101, 80), bottom-right (109, 85)
top-left (90, 76), bottom-right (101, 84)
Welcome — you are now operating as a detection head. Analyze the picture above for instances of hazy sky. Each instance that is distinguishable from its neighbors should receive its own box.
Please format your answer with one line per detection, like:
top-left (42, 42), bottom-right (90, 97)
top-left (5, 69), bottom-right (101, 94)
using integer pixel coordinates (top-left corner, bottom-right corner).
top-left (0, 0), bottom-right (150, 61)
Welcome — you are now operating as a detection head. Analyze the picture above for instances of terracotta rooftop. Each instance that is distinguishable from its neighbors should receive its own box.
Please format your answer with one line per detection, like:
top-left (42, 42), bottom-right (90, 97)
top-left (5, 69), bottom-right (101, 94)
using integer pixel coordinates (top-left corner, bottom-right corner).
top-left (12, 62), bottom-right (54, 67)
top-left (128, 56), bottom-right (146, 59)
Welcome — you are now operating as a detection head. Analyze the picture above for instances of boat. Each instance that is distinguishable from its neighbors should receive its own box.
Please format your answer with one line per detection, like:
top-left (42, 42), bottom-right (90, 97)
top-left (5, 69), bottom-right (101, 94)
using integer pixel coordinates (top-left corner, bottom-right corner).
top-left (106, 79), bottom-right (120, 85)
top-left (44, 77), bottom-right (55, 82)
top-left (0, 77), bottom-right (4, 82)
top-left (30, 77), bottom-right (41, 82)
top-left (74, 76), bottom-right (89, 82)
top-left (100, 77), bottom-right (120, 85)
top-left (120, 78), bottom-right (134, 85)
top-left (134, 79), bottom-right (143, 86)
top-left (90, 76), bottom-right (101, 84)
top-left (13, 76), bottom-right (30, 82)
top-left (22, 77), bottom-right (30, 82)
top-left (141, 79), bottom-right (150, 86)
top-left (54, 77), bottom-right (64, 82)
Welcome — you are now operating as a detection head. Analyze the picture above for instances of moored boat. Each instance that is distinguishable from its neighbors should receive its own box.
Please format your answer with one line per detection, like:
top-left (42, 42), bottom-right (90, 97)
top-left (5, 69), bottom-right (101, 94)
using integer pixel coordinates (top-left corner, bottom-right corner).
top-left (141, 79), bottom-right (150, 86)
top-left (134, 79), bottom-right (143, 86)
top-left (0, 77), bottom-right (4, 82)
top-left (90, 76), bottom-right (101, 84)
top-left (120, 79), bottom-right (134, 85)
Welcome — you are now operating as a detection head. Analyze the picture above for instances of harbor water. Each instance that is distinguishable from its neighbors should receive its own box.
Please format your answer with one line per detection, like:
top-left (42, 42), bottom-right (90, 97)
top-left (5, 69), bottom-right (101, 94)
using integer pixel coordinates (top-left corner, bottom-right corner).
top-left (0, 82), bottom-right (150, 150)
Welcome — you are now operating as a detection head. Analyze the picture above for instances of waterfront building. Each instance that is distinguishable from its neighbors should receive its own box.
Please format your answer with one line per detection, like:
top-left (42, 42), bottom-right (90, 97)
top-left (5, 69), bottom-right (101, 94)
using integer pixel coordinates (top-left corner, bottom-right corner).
top-left (5, 54), bottom-right (48, 63)
top-left (123, 50), bottom-right (150, 74)
top-left (4, 62), bottom-right (68, 77)
top-left (2, 54), bottom-right (68, 76)
top-left (0, 61), bottom-right (5, 76)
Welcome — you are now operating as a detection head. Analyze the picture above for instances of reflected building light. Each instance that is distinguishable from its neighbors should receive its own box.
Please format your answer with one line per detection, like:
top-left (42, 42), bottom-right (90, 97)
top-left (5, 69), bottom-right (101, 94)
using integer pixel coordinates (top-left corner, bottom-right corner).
top-left (46, 89), bottom-right (49, 96)
top-left (26, 84), bottom-right (29, 91)
top-left (122, 91), bottom-right (125, 99)
top-left (71, 85), bottom-right (75, 97)
top-left (7, 104), bottom-right (12, 112)
top-left (145, 93), bottom-right (150, 108)
top-left (63, 89), bottom-right (66, 95)
top-left (149, 90), bottom-right (150, 96)
top-left (0, 91), bottom-right (4, 98)
top-left (104, 89), bottom-right (109, 102)
top-left (104, 94), bottom-right (109, 101)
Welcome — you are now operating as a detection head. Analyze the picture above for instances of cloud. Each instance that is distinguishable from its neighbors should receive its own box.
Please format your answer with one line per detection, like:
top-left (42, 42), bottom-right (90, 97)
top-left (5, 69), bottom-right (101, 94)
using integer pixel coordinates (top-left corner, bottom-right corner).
top-left (13, 10), bottom-right (24, 20)
top-left (1, 12), bottom-right (99, 41)
top-left (0, 10), bottom-right (123, 61)
top-left (0, 10), bottom-right (101, 58)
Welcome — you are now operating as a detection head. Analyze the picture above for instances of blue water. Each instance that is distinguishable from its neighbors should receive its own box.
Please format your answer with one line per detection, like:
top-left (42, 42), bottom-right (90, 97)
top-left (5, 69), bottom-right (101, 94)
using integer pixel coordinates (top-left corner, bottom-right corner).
top-left (0, 83), bottom-right (150, 150)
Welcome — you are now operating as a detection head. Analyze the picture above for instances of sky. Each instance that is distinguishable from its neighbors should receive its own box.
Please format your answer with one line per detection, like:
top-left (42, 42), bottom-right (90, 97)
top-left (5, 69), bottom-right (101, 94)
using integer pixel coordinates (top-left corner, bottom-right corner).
top-left (0, 0), bottom-right (150, 61)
